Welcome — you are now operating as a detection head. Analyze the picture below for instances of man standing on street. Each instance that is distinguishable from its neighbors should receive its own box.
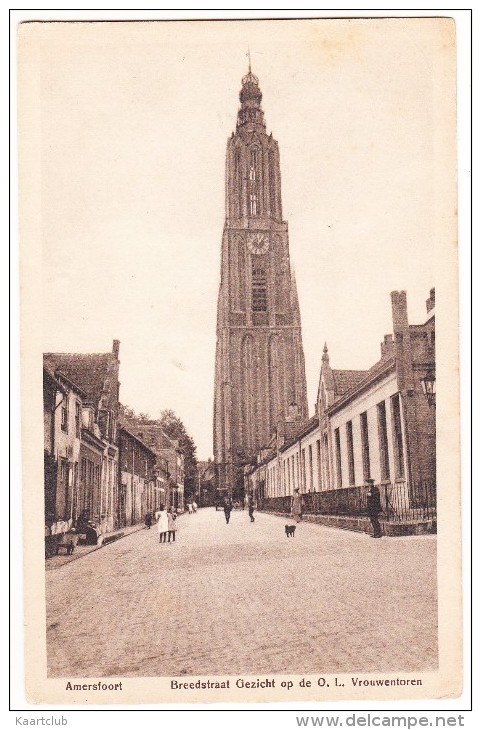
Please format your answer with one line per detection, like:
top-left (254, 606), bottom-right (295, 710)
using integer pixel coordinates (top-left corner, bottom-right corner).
top-left (291, 487), bottom-right (302, 523)
top-left (223, 495), bottom-right (233, 524)
top-left (366, 479), bottom-right (383, 538)
top-left (247, 493), bottom-right (255, 523)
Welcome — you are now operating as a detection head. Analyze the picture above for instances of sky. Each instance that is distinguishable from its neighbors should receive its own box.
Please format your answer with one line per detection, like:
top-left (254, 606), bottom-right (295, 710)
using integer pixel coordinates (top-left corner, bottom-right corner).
top-left (35, 19), bottom-right (455, 459)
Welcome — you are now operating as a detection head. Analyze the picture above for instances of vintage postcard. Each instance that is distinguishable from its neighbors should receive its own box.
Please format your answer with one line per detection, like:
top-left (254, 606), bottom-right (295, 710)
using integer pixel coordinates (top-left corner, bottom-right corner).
top-left (19, 17), bottom-right (461, 704)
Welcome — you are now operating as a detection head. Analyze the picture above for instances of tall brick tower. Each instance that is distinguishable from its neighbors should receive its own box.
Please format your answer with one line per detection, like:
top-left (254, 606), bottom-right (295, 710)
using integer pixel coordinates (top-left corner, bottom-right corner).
top-left (213, 67), bottom-right (308, 494)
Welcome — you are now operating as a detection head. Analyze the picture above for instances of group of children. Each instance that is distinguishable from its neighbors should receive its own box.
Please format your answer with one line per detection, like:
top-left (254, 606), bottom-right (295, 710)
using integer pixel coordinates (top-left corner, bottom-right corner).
top-left (144, 506), bottom-right (178, 543)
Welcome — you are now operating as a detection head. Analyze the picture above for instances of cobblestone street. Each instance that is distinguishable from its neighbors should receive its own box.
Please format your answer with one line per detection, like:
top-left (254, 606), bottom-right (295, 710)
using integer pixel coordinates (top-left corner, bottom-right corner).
top-left (46, 509), bottom-right (437, 678)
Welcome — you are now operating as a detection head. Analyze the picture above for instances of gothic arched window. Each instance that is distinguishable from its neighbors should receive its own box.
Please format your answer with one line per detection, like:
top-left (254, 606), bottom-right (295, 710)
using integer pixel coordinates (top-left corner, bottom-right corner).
top-left (252, 267), bottom-right (267, 312)
top-left (234, 149), bottom-right (242, 216)
top-left (248, 147), bottom-right (260, 216)
top-left (269, 150), bottom-right (276, 217)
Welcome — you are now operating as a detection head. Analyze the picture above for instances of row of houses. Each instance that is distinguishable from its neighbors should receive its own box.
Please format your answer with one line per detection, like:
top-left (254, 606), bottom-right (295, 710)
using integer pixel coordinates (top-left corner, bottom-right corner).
top-left (245, 288), bottom-right (436, 528)
top-left (43, 340), bottom-right (185, 552)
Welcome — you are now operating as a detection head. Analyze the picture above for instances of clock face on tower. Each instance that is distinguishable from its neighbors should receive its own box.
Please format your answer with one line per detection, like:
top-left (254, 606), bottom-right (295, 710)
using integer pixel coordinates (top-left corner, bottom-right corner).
top-left (247, 232), bottom-right (269, 255)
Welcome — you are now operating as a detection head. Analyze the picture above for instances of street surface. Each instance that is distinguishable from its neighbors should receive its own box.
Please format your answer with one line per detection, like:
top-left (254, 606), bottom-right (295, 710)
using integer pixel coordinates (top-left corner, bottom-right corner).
top-left (46, 508), bottom-right (437, 677)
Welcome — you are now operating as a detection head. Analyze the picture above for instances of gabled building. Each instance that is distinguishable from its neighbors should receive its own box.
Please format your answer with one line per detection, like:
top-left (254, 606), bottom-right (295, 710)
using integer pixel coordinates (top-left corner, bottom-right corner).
top-left (248, 288), bottom-right (436, 532)
top-left (125, 424), bottom-right (185, 512)
top-left (118, 426), bottom-right (158, 526)
top-left (43, 362), bottom-right (86, 547)
top-left (318, 289), bottom-right (435, 493)
top-left (44, 340), bottom-right (121, 534)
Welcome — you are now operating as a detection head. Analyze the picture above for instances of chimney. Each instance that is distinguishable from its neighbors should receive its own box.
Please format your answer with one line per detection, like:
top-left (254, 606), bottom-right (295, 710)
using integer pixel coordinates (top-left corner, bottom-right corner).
top-left (112, 339), bottom-right (120, 359)
top-left (380, 333), bottom-right (395, 358)
top-left (391, 291), bottom-right (408, 333)
top-left (426, 287), bottom-right (435, 313)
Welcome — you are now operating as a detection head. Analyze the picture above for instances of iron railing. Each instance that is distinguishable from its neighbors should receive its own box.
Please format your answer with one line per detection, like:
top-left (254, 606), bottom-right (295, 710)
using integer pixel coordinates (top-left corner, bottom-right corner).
top-left (258, 480), bottom-right (436, 523)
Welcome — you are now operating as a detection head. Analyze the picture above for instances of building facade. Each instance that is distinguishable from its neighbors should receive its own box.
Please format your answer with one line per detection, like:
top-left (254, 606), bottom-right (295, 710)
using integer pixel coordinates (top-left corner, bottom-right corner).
top-left (196, 459), bottom-right (215, 506)
top-left (126, 424), bottom-right (185, 512)
top-left (44, 340), bottom-right (121, 535)
top-left (43, 363), bottom-right (85, 545)
top-left (213, 68), bottom-right (308, 494)
top-left (118, 426), bottom-right (158, 526)
top-left (247, 289), bottom-right (436, 528)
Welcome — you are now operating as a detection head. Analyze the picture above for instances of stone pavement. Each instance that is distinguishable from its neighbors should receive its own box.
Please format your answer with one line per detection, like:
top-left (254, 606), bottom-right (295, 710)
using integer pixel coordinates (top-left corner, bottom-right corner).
top-left (46, 508), bottom-right (437, 677)
top-left (45, 524), bottom-right (145, 571)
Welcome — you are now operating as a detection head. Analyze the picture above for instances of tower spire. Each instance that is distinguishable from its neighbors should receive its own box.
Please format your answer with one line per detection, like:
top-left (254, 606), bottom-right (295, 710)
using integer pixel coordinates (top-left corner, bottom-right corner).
top-left (247, 47), bottom-right (252, 73)
top-left (322, 342), bottom-right (330, 365)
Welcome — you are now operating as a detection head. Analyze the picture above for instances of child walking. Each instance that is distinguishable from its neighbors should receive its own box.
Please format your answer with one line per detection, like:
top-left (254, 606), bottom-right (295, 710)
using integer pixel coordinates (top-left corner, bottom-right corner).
top-left (155, 505), bottom-right (169, 543)
top-left (167, 507), bottom-right (178, 543)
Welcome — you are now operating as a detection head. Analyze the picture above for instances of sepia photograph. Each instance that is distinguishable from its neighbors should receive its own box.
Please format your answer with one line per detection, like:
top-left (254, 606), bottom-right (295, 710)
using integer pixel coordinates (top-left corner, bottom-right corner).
top-left (18, 16), bottom-right (461, 704)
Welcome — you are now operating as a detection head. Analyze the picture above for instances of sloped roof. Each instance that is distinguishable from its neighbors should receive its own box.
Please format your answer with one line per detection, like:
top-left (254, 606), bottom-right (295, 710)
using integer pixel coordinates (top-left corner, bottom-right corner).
top-left (124, 423), bottom-right (178, 453)
top-left (44, 352), bottom-right (112, 402)
top-left (329, 357), bottom-right (396, 412)
top-left (118, 425), bottom-right (157, 458)
top-left (280, 414), bottom-right (319, 453)
top-left (332, 369), bottom-right (368, 398)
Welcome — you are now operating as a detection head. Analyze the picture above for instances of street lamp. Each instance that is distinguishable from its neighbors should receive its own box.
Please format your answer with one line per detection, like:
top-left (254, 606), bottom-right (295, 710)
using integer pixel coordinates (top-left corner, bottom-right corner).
top-left (420, 370), bottom-right (436, 407)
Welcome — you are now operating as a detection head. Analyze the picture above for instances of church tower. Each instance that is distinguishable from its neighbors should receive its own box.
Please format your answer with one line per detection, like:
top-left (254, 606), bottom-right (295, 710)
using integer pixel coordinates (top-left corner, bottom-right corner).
top-left (213, 66), bottom-right (308, 493)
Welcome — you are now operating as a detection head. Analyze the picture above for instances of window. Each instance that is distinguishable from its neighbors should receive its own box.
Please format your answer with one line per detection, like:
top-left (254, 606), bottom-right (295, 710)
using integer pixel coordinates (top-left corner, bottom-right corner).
top-left (234, 149), bottom-right (240, 178)
top-left (269, 150), bottom-right (276, 216)
top-left (360, 411), bottom-right (371, 480)
top-left (346, 420), bottom-right (355, 485)
top-left (81, 458), bottom-right (87, 483)
top-left (301, 448), bottom-right (306, 492)
top-left (248, 148), bottom-right (260, 216)
top-left (334, 428), bottom-right (343, 487)
top-left (308, 444), bottom-right (314, 491)
top-left (377, 401), bottom-right (390, 481)
top-left (252, 267), bottom-right (267, 312)
top-left (75, 402), bottom-right (81, 438)
top-left (59, 459), bottom-right (69, 520)
top-left (391, 394), bottom-right (405, 478)
top-left (316, 439), bottom-right (321, 491)
top-left (61, 397), bottom-right (68, 432)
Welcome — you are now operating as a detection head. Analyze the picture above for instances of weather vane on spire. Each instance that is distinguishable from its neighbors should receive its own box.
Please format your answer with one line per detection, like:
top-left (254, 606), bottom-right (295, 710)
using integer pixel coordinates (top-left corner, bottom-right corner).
top-left (247, 47), bottom-right (251, 73)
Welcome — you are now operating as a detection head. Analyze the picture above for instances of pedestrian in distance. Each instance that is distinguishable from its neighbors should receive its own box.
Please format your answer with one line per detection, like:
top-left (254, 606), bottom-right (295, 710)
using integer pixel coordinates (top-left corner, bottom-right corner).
top-left (187, 501), bottom-right (193, 515)
top-left (247, 493), bottom-right (255, 523)
top-left (144, 512), bottom-right (152, 529)
top-left (167, 507), bottom-right (177, 543)
top-left (155, 504), bottom-right (169, 544)
top-left (366, 479), bottom-right (383, 538)
top-left (192, 500), bottom-right (198, 514)
top-left (291, 487), bottom-right (302, 523)
top-left (223, 495), bottom-right (233, 524)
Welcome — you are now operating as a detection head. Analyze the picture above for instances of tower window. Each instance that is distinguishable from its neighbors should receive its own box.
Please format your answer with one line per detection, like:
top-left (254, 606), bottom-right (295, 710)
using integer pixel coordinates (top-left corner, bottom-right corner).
top-left (252, 267), bottom-right (267, 312)
top-left (269, 150), bottom-right (276, 216)
top-left (234, 150), bottom-right (242, 216)
top-left (248, 148), bottom-right (260, 216)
